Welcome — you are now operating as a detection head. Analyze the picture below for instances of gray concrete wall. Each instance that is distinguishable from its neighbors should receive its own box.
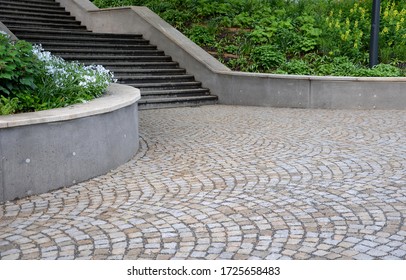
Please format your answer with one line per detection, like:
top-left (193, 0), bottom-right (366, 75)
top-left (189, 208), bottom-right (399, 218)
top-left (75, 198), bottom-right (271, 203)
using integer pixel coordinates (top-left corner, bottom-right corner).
top-left (0, 84), bottom-right (140, 202)
top-left (218, 72), bottom-right (310, 108)
top-left (309, 78), bottom-right (406, 110)
top-left (57, 0), bottom-right (406, 110)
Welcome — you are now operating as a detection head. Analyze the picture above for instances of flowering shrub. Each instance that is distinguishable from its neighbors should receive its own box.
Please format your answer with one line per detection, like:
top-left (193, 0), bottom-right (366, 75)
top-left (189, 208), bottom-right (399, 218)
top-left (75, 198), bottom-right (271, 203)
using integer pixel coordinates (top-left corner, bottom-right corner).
top-left (379, 0), bottom-right (406, 64)
top-left (32, 45), bottom-right (115, 111)
top-left (323, 0), bottom-right (405, 65)
top-left (0, 33), bottom-right (115, 115)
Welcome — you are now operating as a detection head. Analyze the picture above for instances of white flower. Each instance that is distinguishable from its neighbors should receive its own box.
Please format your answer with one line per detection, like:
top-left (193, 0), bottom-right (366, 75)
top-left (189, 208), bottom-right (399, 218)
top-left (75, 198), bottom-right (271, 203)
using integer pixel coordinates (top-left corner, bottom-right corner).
top-left (31, 45), bottom-right (115, 91)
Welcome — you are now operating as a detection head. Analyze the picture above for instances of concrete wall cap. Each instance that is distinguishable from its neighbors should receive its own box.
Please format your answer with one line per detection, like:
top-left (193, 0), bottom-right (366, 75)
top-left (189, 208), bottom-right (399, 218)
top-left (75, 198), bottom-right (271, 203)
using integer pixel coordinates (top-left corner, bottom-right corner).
top-left (0, 83), bottom-right (140, 129)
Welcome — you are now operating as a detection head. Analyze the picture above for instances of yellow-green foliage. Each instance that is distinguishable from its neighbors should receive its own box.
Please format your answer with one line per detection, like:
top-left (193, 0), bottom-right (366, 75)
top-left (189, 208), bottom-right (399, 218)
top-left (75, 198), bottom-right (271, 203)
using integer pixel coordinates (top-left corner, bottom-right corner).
top-left (324, 0), bottom-right (405, 64)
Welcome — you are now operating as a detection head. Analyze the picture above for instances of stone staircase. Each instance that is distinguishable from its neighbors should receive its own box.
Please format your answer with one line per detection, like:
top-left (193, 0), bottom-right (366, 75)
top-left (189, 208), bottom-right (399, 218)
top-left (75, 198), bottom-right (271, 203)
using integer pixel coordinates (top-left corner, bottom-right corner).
top-left (0, 0), bottom-right (218, 109)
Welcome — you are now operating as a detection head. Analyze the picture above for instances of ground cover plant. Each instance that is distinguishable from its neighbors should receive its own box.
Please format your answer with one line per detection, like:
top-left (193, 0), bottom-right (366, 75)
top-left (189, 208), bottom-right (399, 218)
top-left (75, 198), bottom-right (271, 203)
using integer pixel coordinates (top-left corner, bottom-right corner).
top-left (0, 32), bottom-right (115, 115)
top-left (92, 0), bottom-right (405, 76)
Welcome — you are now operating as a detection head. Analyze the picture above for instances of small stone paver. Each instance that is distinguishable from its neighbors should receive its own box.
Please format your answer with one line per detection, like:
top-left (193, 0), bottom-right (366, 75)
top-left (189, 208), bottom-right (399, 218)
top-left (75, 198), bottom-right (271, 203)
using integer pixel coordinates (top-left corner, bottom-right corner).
top-left (0, 105), bottom-right (405, 260)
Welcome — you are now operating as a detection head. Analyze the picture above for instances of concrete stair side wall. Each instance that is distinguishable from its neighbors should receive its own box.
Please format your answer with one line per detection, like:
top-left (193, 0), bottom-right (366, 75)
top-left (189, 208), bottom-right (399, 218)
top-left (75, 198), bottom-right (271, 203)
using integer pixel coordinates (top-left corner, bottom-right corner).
top-left (0, 21), bottom-right (17, 41)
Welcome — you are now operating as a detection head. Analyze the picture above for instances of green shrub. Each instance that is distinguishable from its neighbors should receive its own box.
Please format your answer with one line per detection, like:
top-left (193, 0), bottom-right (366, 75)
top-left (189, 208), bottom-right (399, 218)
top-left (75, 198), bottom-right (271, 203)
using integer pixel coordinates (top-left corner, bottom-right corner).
top-left (0, 96), bottom-right (18, 115)
top-left (281, 59), bottom-right (312, 75)
top-left (0, 32), bottom-right (41, 98)
top-left (185, 25), bottom-right (216, 46)
top-left (365, 63), bottom-right (402, 77)
top-left (250, 45), bottom-right (285, 72)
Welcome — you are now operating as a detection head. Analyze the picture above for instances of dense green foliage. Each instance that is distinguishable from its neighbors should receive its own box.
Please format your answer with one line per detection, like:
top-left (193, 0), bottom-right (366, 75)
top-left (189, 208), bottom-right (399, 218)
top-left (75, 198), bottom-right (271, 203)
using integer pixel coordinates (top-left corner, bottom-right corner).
top-left (0, 33), bottom-right (114, 115)
top-left (92, 0), bottom-right (405, 76)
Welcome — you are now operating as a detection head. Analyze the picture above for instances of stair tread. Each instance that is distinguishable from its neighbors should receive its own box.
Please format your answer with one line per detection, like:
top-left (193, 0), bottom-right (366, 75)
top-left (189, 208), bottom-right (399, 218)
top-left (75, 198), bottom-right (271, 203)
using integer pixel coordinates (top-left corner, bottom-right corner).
top-left (0, 15), bottom-right (82, 24)
top-left (112, 69), bottom-right (185, 73)
top-left (0, 0), bottom-right (61, 7)
top-left (11, 28), bottom-right (143, 38)
top-left (38, 44), bottom-right (156, 50)
top-left (92, 62), bottom-right (179, 67)
top-left (0, 5), bottom-right (70, 14)
top-left (139, 95), bottom-right (217, 102)
top-left (47, 48), bottom-right (164, 54)
top-left (0, 9), bottom-right (74, 18)
top-left (0, 3), bottom-right (64, 12)
top-left (16, 34), bottom-right (148, 43)
top-left (2, 20), bottom-right (87, 29)
top-left (141, 88), bottom-right (210, 96)
top-left (126, 81), bottom-right (202, 87)
top-left (62, 55), bottom-right (171, 59)
top-left (118, 74), bottom-right (194, 78)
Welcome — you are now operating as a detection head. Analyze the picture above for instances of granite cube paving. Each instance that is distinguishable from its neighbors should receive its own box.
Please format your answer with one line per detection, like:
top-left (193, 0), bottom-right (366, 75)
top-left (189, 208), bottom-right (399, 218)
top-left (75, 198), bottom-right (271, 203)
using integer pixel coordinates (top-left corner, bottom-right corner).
top-left (1, 105), bottom-right (405, 260)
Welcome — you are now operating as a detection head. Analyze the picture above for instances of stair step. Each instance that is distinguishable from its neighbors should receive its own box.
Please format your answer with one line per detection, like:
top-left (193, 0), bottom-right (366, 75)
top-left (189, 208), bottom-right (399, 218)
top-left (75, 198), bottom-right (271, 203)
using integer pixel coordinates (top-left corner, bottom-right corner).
top-left (112, 69), bottom-right (186, 76)
top-left (138, 95), bottom-right (217, 110)
top-left (126, 82), bottom-right (204, 90)
top-left (12, 0), bottom-right (58, 3)
top-left (0, 9), bottom-right (76, 20)
top-left (10, 28), bottom-right (142, 39)
top-left (0, 14), bottom-right (81, 25)
top-left (141, 88), bottom-right (210, 97)
top-left (0, 0), bottom-right (63, 10)
top-left (35, 42), bottom-right (156, 51)
top-left (118, 75), bottom-right (195, 83)
top-left (91, 62), bottom-right (180, 69)
top-left (2, 0), bottom-right (60, 4)
top-left (47, 48), bottom-right (165, 56)
top-left (16, 35), bottom-right (149, 44)
top-left (63, 55), bottom-right (173, 62)
top-left (0, 4), bottom-right (69, 14)
top-left (0, 6), bottom-right (70, 15)
top-left (2, 20), bottom-right (87, 30)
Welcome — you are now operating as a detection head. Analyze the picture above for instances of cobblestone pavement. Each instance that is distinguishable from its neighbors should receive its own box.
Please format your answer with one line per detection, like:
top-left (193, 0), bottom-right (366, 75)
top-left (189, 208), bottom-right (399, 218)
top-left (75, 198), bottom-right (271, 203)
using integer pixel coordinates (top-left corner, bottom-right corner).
top-left (1, 105), bottom-right (406, 260)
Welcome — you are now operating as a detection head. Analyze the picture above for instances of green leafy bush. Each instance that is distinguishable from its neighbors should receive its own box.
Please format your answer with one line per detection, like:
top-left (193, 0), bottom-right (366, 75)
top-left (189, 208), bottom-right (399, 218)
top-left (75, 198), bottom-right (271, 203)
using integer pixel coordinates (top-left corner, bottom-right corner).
top-left (0, 32), bottom-right (41, 98)
top-left (185, 25), bottom-right (216, 46)
top-left (281, 59), bottom-right (312, 75)
top-left (250, 45), bottom-right (285, 72)
top-left (0, 96), bottom-right (18, 115)
top-left (0, 33), bottom-right (115, 115)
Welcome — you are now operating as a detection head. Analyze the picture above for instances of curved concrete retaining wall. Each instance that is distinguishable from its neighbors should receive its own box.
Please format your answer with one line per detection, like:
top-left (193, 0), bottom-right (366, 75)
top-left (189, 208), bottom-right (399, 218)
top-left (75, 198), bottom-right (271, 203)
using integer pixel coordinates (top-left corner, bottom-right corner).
top-left (58, 0), bottom-right (405, 109)
top-left (0, 84), bottom-right (140, 202)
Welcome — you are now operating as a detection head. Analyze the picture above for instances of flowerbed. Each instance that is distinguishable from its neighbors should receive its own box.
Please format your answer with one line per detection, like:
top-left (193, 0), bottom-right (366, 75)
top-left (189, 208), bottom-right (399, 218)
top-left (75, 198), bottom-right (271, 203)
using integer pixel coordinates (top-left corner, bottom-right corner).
top-left (0, 32), bottom-right (115, 115)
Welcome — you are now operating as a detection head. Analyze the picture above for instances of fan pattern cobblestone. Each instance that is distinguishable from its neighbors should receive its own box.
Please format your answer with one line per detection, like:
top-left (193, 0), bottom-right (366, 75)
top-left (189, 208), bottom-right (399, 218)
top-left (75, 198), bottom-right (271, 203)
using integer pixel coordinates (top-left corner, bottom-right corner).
top-left (1, 105), bottom-right (405, 260)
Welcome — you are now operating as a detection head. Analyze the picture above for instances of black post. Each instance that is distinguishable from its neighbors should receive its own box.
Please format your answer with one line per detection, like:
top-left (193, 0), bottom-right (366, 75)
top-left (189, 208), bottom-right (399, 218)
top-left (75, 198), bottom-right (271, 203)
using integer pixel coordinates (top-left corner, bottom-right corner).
top-left (369, 0), bottom-right (381, 68)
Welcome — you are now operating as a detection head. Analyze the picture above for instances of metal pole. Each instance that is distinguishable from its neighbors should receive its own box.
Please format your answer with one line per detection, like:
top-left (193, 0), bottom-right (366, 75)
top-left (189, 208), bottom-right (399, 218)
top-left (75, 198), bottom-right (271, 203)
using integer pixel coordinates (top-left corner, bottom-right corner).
top-left (369, 0), bottom-right (381, 68)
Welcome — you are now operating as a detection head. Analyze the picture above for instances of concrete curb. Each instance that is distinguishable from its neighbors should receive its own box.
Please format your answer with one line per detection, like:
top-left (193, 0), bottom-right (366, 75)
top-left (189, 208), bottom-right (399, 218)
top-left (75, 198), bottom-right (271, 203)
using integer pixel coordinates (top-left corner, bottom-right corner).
top-left (0, 84), bottom-right (141, 202)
